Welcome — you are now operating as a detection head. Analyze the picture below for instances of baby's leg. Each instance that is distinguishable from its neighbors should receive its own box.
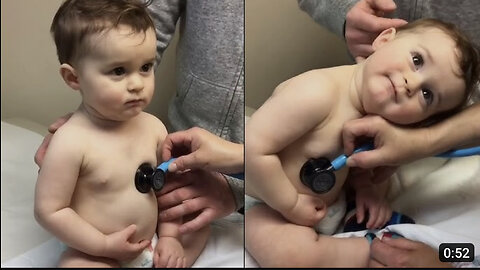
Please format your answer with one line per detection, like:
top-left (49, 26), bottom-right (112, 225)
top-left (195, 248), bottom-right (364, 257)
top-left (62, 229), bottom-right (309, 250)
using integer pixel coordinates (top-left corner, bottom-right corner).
top-left (246, 204), bottom-right (370, 268)
top-left (57, 247), bottom-right (119, 268)
top-left (181, 224), bottom-right (211, 267)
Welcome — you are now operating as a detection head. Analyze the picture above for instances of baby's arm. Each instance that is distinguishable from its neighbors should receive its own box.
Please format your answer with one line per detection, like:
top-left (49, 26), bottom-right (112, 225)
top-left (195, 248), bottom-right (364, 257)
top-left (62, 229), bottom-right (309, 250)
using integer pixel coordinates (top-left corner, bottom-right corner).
top-left (148, 115), bottom-right (186, 267)
top-left (154, 213), bottom-right (185, 268)
top-left (246, 71), bottom-right (336, 226)
top-left (347, 169), bottom-right (392, 229)
top-left (34, 128), bottom-right (148, 260)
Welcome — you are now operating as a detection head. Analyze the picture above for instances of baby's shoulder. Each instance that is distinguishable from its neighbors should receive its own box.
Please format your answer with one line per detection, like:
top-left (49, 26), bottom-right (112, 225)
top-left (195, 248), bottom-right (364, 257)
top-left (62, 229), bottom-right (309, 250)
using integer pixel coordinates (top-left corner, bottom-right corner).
top-left (136, 112), bottom-right (168, 137)
top-left (273, 69), bottom-right (338, 101)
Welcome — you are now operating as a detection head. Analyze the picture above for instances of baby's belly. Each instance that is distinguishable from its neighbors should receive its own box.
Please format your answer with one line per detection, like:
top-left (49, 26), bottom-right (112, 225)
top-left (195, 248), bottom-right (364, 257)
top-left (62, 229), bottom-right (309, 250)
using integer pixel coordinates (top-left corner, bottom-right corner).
top-left (71, 187), bottom-right (158, 243)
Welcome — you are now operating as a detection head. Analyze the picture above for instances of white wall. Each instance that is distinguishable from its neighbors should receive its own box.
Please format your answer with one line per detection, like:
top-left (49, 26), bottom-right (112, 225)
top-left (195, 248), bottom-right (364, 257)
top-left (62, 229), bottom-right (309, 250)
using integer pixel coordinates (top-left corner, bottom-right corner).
top-left (246, 0), bottom-right (354, 111)
top-left (1, 0), bottom-right (178, 129)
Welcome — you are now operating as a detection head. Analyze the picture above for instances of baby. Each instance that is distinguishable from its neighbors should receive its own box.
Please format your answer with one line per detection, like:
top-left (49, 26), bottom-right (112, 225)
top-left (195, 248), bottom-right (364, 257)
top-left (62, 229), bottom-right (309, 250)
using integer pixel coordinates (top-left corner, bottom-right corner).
top-left (34, 0), bottom-right (209, 267)
top-left (245, 18), bottom-right (479, 267)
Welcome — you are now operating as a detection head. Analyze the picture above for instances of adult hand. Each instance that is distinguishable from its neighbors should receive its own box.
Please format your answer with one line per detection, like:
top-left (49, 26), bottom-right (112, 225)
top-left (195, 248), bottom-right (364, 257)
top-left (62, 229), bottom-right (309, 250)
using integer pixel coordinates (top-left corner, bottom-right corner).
top-left (102, 224), bottom-right (151, 261)
top-left (342, 115), bottom-right (428, 169)
top-left (157, 170), bottom-right (236, 234)
top-left (34, 113), bottom-right (73, 167)
top-left (162, 127), bottom-right (244, 174)
top-left (280, 193), bottom-right (326, 227)
top-left (345, 0), bottom-right (407, 59)
top-left (369, 237), bottom-right (452, 267)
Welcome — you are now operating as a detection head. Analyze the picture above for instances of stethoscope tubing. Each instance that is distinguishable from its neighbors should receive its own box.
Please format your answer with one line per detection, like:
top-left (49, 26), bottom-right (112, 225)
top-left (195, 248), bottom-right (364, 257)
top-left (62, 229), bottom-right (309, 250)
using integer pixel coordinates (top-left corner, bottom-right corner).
top-left (332, 144), bottom-right (480, 171)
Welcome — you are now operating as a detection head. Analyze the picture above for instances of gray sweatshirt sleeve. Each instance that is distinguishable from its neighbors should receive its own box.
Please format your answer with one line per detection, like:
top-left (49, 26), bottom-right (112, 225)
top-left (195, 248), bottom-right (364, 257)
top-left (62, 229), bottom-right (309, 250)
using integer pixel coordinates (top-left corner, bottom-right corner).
top-left (147, 0), bottom-right (185, 65)
top-left (224, 175), bottom-right (244, 211)
top-left (297, 0), bottom-right (359, 38)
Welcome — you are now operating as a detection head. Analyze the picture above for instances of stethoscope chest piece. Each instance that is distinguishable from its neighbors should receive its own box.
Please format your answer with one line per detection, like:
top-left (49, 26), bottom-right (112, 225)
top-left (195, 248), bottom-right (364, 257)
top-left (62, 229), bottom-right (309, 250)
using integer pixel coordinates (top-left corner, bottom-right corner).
top-left (135, 163), bottom-right (165, 193)
top-left (300, 157), bottom-right (335, 194)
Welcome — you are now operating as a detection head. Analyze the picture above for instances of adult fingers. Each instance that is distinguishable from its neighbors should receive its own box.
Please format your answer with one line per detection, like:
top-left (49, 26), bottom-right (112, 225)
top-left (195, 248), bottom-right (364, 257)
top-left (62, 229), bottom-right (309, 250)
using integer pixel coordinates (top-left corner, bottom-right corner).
top-left (342, 117), bottom-right (379, 155)
top-left (157, 183), bottom-right (198, 209)
top-left (368, 258), bottom-right (386, 268)
top-left (48, 112), bottom-right (73, 133)
top-left (34, 133), bottom-right (53, 168)
top-left (370, 237), bottom-right (398, 265)
top-left (161, 131), bottom-right (193, 161)
top-left (179, 208), bottom-right (216, 234)
top-left (347, 150), bottom-right (388, 169)
top-left (159, 197), bottom-right (206, 222)
top-left (371, 166), bottom-right (397, 183)
top-left (381, 237), bottom-right (420, 250)
top-left (168, 153), bottom-right (203, 173)
top-left (355, 11), bottom-right (407, 32)
top-left (368, 0), bottom-right (397, 12)
top-left (157, 173), bottom-right (193, 196)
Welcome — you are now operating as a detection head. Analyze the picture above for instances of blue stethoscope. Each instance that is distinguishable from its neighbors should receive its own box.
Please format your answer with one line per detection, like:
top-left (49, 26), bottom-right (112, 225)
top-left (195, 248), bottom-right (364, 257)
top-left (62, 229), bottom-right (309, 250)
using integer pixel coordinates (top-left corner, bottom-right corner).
top-left (135, 158), bottom-right (244, 193)
top-left (300, 144), bottom-right (480, 194)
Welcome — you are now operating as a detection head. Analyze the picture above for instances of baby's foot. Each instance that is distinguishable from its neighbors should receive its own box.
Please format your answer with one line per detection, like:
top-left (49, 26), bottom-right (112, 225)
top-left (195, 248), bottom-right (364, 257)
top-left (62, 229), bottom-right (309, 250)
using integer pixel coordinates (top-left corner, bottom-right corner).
top-left (153, 236), bottom-right (186, 268)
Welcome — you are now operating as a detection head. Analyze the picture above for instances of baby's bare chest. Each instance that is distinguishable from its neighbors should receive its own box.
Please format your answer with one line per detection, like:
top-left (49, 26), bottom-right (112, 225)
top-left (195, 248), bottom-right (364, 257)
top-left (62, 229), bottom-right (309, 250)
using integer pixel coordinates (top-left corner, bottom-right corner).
top-left (79, 130), bottom-right (159, 191)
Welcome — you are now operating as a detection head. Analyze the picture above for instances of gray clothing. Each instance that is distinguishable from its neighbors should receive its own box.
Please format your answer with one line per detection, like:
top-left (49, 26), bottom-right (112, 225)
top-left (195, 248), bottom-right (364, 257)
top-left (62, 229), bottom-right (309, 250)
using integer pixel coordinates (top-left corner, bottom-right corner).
top-left (298, 0), bottom-right (480, 46)
top-left (148, 0), bottom-right (244, 210)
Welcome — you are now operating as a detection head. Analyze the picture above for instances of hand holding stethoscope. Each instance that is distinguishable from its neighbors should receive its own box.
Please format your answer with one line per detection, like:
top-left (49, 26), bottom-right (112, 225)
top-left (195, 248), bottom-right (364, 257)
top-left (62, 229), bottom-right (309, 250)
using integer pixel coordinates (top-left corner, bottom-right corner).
top-left (135, 127), bottom-right (244, 193)
top-left (300, 143), bottom-right (480, 194)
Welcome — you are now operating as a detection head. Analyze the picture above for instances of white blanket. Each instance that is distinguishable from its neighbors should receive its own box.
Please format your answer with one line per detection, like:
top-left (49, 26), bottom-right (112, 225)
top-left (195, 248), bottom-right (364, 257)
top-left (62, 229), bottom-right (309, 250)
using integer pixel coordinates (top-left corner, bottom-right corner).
top-left (1, 120), bottom-right (244, 267)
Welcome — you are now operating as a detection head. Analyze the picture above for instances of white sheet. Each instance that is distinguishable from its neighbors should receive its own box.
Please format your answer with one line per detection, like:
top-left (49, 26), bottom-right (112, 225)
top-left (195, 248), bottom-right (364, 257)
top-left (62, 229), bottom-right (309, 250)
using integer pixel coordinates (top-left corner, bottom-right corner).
top-left (0, 120), bottom-right (244, 267)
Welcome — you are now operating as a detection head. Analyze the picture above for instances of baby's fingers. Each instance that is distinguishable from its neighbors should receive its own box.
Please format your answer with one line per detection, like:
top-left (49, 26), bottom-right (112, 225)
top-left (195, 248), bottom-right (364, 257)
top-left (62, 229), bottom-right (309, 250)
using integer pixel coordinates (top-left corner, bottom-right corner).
top-left (366, 206), bottom-right (379, 229)
top-left (355, 200), bottom-right (365, 224)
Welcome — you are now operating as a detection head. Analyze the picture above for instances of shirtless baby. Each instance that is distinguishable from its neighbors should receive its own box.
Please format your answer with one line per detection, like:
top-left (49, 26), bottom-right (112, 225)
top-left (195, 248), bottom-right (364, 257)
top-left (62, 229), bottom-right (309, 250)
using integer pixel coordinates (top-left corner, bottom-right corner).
top-left (245, 18), bottom-right (479, 267)
top-left (34, 0), bottom-right (209, 267)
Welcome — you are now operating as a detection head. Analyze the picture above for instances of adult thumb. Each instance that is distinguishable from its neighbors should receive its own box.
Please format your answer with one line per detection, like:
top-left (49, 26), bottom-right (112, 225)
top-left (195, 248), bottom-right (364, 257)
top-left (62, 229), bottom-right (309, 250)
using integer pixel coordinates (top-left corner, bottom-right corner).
top-left (169, 154), bottom-right (198, 172)
top-left (347, 151), bottom-right (384, 169)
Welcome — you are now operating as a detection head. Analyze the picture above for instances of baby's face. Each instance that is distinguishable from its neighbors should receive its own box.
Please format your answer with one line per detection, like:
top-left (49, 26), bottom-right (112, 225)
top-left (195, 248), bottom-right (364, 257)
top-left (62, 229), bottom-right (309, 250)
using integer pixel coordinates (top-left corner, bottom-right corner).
top-left (75, 25), bottom-right (157, 121)
top-left (360, 28), bottom-right (466, 124)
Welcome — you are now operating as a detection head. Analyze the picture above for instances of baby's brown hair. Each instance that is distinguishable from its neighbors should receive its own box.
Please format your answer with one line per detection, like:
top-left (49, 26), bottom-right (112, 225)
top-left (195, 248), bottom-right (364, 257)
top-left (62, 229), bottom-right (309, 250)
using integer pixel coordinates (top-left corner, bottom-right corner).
top-left (397, 18), bottom-right (479, 119)
top-left (51, 0), bottom-right (155, 66)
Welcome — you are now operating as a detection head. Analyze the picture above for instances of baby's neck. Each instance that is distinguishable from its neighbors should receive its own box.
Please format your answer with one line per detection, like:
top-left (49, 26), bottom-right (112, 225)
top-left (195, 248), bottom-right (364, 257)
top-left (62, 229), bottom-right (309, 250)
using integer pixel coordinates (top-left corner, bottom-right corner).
top-left (77, 103), bottom-right (130, 130)
top-left (347, 62), bottom-right (366, 116)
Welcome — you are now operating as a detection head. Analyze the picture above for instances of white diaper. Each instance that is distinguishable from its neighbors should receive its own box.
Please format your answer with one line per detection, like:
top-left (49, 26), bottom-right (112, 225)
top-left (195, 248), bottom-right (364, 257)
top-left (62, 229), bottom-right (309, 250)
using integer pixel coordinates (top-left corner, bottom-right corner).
top-left (246, 192), bottom-right (346, 236)
top-left (313, 191), bottom-right (346, 235)
top-left (120, 234), bottom-right (158, 268)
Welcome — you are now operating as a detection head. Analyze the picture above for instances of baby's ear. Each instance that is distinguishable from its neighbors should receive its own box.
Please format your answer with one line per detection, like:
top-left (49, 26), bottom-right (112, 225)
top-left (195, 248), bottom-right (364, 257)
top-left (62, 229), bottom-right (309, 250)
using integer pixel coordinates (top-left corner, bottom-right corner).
top-left (59, 63), bottom-right (80, 90)
top-left (372, 27), bottom-right (397, 51)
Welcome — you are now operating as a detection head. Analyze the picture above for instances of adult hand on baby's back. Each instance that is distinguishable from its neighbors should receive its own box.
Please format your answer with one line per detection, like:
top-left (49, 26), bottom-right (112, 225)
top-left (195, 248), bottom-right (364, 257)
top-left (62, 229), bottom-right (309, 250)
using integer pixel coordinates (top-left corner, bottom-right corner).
top-left (157, 170), bottom-right (235, 234)
top-left (281, 194), bottom-right (326, 227)
top-left (34, 112), bottom-right (73, 168)
top-left (345, 0), bottom-right (407, 59)
top-left (102, 224), bottom-right (151, 261)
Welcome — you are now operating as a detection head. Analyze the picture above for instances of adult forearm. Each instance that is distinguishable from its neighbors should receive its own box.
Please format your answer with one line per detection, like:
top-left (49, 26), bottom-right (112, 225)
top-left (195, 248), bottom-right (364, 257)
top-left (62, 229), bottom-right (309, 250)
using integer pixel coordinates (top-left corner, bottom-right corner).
top-left (426, 103), bottom-right (480, 155)
top-left (297, 0), bottom-right (358, 37)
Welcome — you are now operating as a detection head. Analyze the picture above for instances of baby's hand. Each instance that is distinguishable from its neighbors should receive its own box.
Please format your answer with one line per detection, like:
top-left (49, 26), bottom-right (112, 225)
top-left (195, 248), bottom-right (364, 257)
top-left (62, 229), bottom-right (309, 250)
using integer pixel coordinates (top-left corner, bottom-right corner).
top-left (153, 236), bottom-right (186, 268)
top-left (103, 224), bottom-right (151, 260)
top-left (355, 186), bottom-right (392, 229)
top-left (281, 194), bottom-right (327, 226)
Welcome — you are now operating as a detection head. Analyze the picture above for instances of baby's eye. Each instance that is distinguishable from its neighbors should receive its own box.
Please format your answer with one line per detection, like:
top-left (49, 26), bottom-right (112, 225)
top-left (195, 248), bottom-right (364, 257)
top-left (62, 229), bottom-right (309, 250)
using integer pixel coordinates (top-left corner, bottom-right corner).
top-left (412, 53), bottom-right (424, 70)
top-left (111, 67), bottom-right (126, 76)
top-left (140, 63), bottom-right (153, 73)
top-left (422, 88), bottom-right (434, 106)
